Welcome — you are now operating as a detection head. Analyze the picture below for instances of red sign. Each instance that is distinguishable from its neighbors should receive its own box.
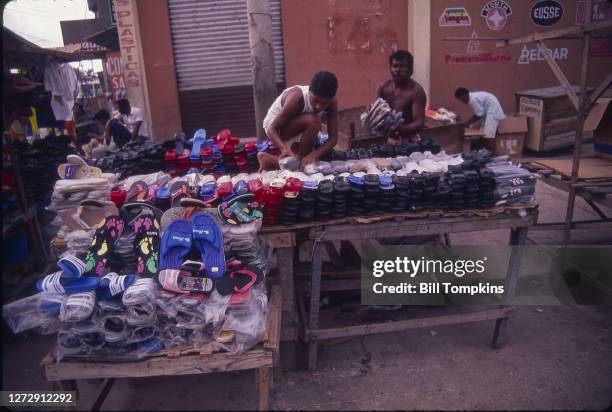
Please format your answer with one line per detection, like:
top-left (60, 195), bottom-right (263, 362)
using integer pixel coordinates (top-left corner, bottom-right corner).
top-left (105, 51), bottom-right (126, 100)
top-left (591, 39), bottom-right (612, 57)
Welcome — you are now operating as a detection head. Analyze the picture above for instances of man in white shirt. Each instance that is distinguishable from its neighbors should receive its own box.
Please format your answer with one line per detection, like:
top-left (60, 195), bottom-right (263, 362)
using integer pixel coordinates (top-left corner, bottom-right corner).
top-left (116, 98), bottom-right (149, 142)
top-left (455, 87), bottom-right (505, 138)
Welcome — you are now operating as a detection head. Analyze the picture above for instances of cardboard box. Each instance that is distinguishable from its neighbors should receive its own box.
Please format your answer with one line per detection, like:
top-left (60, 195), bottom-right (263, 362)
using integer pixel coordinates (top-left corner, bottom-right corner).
top-left (483, 114), bottom-right (528, 163)
top-left (585, 98), bottom-right (612, 160)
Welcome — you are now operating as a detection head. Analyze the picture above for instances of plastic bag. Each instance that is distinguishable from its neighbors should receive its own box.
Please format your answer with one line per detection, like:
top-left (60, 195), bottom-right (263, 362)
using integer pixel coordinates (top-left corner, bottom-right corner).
top-left (198, 290), bottom-right (230, 327)
top-left (2, 292), bottom-right (65, 334)
top-left (220, 284), bottom-right (268, 354)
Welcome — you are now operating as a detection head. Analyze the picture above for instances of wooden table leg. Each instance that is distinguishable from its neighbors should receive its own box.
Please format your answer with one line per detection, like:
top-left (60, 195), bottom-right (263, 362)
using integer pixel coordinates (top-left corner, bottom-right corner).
top-left (257, 367), bottom-right (271, 411)
top-left (308, 240), bottom-right (323, 371)
top-left (492, 226), bottom-right (529, 349)
top-left (277, 246), bottom-right (297, 371)
top-left (91, 378), bottom-right (115, 411)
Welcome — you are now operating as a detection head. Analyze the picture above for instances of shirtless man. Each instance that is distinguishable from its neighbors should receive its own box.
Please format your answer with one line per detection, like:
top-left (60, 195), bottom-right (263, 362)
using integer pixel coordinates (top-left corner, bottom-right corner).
top-left (258, 71), bottom-right (339, 171)
top-left (375, 50), bottom-right (426, 144)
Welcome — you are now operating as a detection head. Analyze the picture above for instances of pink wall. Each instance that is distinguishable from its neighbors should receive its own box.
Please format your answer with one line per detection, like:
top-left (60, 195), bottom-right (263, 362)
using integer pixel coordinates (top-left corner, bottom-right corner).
top-left (136, 0), bottom-right (182, 140)
top-left (281, 0), bottom-right (409, 110)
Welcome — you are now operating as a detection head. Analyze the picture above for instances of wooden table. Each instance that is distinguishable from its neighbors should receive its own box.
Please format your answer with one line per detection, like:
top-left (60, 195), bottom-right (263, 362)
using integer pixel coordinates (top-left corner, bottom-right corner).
top-left (262, 206), bottom-right (538, 370)
top-left (42, 286), bottom-right (282, 411)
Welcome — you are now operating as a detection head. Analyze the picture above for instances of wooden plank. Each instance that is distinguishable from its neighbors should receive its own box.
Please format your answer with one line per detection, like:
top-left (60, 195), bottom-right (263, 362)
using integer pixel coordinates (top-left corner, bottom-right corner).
top-left (311, 213), bottom-right (536, 241)
top-left (44, 349), bottom-right (273, 381)
top-left (308, 307), bottom-right (514, 341)
top-left (495, 19), bottom-right (612, 47)
top-left (537, 41), bottom-right (579, 110)
top-left (276, 247), bottom-right (294, 316)
top-left (587, 72), bottom-right (612, 110)
top-left (261, 231), bottom-right (295, 248)
top-left (257, 367), bottom-right (270, 411)
top-left (531, 220), bottom-right (612, 231)
top-left (533, 158), bottom-right (612, 180)
top-left (264, 286), bottom-right (282, 352)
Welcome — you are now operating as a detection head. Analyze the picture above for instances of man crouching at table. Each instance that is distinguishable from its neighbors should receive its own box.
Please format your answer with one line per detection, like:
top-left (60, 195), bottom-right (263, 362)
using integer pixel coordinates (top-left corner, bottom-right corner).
top-left (258, 71), bottom-right (339, 172)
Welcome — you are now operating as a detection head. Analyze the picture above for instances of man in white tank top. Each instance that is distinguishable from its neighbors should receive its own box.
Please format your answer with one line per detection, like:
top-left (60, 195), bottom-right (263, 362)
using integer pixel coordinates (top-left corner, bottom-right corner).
top-left (259, 71), bottom-right (339, 171)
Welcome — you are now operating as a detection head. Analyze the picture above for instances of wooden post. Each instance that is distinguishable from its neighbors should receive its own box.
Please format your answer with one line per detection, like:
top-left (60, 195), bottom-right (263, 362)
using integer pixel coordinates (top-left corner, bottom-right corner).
top-left (246, 0), bottom-right (278, 142)
top-left (563, 0), bottom-right (592, 245)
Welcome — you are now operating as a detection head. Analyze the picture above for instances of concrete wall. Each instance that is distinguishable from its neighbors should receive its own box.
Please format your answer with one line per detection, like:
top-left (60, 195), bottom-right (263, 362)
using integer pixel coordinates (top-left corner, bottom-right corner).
top-left (429, 0), bottom-right (612, 121)
top-left (281, 0), bottom-right (409, 110)
top-left (135, 0), bottom-right (182, 140)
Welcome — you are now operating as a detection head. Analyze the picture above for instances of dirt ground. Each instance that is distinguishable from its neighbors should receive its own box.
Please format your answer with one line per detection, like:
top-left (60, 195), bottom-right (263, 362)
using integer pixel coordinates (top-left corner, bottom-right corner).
top-left (3, 156), bottom-right (612, 411)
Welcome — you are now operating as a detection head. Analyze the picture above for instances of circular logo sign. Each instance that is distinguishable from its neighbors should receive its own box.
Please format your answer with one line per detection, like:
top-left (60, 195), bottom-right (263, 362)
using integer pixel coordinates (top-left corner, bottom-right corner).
top-left (481, 0), bottom-right (513, 31)
top-left (531, 1), bottom-right (563, 27)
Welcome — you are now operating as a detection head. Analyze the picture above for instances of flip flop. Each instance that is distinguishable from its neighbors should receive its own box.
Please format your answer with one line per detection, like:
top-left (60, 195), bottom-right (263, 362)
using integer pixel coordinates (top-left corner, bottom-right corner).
top-left (133, 215), bottom-right (161, 277)
top-left (102, 313), bottom-right (130, 342)
top-left (99, 272), bottom-right (136, 300)
top-left (191, 212), bottom-right (225, 279)
top-left (127, 302), bottom-right (157, 326)
top-left (159, 219), bottom-right (193, 270)
top-left (215, 265), bottom-right (263, 296)
top-left (57, 163), bottom-right (102, 179)
top-left (158, 269), bottom-right (213, 294)
top-left (67, 154), bottom-right (88, 166)
top-left (62, 200), bottom-right (118, 231)
top-left (37, 271), bottom-right (100, 294)
top-left (189, 129), bottom-right (207, 162)
top-left (83, 215), bottom-right (126, 276)
top-left (57, 255), bottom-right (87, 278)
top-left (58, 291), bottom-right (97, 322)
top-left (170, 181), bottom-right (191, 208)
top-left (122, 278), bottom-right (157, 306)
top-left (217, 193), bottom-right (263, 225)
top-left (181, 260), bottom-right (205, 276)
top-left (215, 129), bottom-right (231, 150)
top-left (126, 181), bottom-right (149, 202)
top-left (120, 202), bottom-right (163, 226)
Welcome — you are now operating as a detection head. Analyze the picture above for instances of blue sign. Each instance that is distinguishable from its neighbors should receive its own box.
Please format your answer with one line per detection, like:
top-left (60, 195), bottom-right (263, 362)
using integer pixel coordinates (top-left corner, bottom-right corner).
top-left (531, 0), bottom-right (563, 27)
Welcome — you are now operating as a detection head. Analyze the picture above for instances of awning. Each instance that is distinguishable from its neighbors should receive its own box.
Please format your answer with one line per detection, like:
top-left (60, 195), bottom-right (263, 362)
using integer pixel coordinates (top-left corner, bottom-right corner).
top-left (85, 26), bottom-right (119, 52)
top-left (50, 42), bottom-right (108, 60)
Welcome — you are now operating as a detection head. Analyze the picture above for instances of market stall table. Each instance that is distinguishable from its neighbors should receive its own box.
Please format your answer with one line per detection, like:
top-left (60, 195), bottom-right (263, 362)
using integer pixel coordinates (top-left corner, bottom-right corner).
top-left (261, 205), bottom-right (537, 370)
top-left (41, 286), bottom-right (282, 411)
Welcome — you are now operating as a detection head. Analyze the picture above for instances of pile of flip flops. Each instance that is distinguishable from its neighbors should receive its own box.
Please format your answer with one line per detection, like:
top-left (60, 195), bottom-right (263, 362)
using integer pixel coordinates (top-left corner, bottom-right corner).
top-left (89, 140), bottom-right (166, 179)
top-left (164, 128), bottom-right (280, 177)
top-left (329, 137), bottom-right (442, 161)
top-left (360, 98), bottom-right (405, 138)
top-left (49, 155), bottom-right (120, 212)
top-left (29, 198), bottom-right (269, 358)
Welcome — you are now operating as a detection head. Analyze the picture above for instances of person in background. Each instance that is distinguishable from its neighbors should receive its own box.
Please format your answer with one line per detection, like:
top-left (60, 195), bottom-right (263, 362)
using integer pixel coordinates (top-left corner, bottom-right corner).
top-left (375, 50), bottom-right (426, 144)
top-left (258, 71), bottom-right (339, 171)
top-left (88, 109), bottom-right (132, 149)
top-left (116, 98), bottom-right (148, 142)
top-left (9, 108), bottom-right (31, 143)
top-left (454, 87), bottom-right (506, 139)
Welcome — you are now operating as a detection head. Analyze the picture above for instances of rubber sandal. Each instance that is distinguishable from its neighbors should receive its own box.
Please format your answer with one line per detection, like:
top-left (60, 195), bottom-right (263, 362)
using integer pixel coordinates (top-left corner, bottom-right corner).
top-left (133, 215), bottom-right (161, 277)
top-left (83, 215), bottom-right (125, 276)
top-left (158, 269), bottom-right (213, 294)
top-left (215, 265), bottom-right (262, 296)
top-left (122, 278), bottom-right (157, 306)
top-left (126, 180), bottom-right (149, 202)
top-left (59, 291), bottom-right (97, 322)
top-left (170, 181), bottom-right (191, 208)
top-left (189, 129), bottom-right (207, 162)
top-left (128, 326), bottom-right (157, 344)
top-left (217, 193), bottom-right (261, 225)
top-left (138, 337), bottom-right (164, 354)
top-left (181, 260), bottom-right (205, 276)
top-left (67, 154), bottom-right (88, 166)
top-left (102, 314), bottom-right (130, 342)
top-left (99, 272), bottom-right (136, 300)
top-left (127, 302), bottom-right (157, 326)
top-left (37, 272), bottom-right (100, 294)
top-left (120, 202), bottom-right (163, 226)
top-left (191, 212), bottom-right (225, 278)
top-left (57, 255), bottom-right (87, 278)
top-left (57, 163), bottom-right (102, 179)
top-left (159, 219), bottom-right (193, 270)
top-left (57, 330), bottom-right (88, 355)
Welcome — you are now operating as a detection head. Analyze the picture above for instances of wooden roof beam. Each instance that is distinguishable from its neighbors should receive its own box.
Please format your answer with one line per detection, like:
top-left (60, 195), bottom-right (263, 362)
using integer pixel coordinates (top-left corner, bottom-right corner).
top-left (496, 19), bottom-right (612, 48)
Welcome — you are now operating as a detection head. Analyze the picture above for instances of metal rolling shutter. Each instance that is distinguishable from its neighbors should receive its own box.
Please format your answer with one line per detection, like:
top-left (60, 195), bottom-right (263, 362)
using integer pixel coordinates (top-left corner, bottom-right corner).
top-left (168, 0), bottom-right (285, 137)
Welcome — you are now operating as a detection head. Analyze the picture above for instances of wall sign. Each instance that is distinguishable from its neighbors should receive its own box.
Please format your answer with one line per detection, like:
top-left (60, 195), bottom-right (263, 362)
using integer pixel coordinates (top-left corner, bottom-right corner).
top-left (445, 52), bottom-right (511, 65)
top-left (517, 45), bottom-right (568, 64)
top-left (531, 1), bottom-right (563, 27)
top-left (105, 51), bottom-right (126, 100)
top-left (576, 0), bottom-right (612, 24)
top-left (439, 7), bottom-right (472, 27)
top-left (481, 0), bottom-right (512, 31)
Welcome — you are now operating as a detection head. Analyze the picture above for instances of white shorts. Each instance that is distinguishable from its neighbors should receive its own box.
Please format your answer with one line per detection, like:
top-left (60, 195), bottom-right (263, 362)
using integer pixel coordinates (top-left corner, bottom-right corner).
top-left (482, 117), bottom-right (500, 139)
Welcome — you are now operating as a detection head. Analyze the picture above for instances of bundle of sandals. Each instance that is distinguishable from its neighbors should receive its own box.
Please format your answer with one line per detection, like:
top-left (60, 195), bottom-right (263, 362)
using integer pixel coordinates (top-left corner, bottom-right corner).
top-left (360, 98), bottom-right (405, 138)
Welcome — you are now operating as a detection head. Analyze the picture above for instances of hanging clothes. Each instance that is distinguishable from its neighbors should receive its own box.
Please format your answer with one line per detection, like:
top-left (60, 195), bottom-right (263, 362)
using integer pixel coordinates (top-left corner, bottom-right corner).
top-left (44, 61), bottom-right (79, 121)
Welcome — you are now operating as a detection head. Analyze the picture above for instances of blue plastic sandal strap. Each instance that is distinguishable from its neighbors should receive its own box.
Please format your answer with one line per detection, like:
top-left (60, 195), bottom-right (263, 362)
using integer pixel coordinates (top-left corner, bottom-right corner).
top-left (43, 271), bottom-right (65, 294)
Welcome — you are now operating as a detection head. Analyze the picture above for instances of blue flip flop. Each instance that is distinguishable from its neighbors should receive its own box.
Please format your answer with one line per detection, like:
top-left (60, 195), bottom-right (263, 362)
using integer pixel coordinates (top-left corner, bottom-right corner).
top-left (57, 255), bottom-right (87, 278)
top-left (159, 219), bottom-right (193, 270)
top-left (189, 129), bottom-right (207, 162)
top-left (191, 212), bottom-right (225, 279)
top-left (36, 272), bottom-right (100, 295)
top-left (98, 272), bottom-right (137, 300)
